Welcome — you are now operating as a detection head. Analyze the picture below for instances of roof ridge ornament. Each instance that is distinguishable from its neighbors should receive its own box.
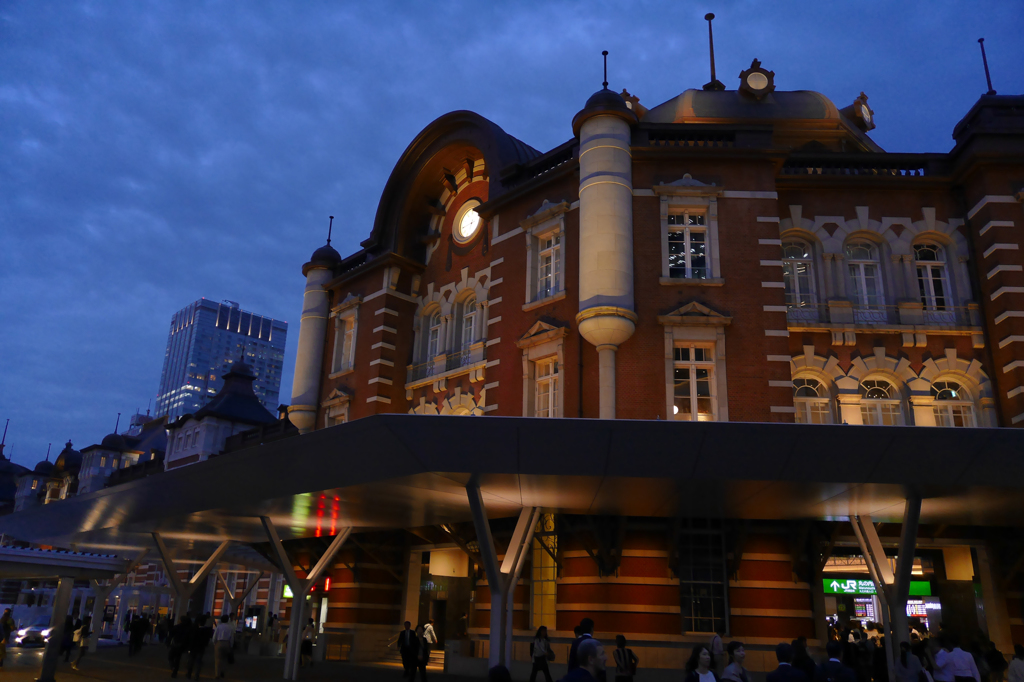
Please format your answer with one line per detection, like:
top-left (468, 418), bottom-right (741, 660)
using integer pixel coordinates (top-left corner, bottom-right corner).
top-left (702, 13), bottom-right (726, 92)
top-left (739, 58), bottom-right (775, 100)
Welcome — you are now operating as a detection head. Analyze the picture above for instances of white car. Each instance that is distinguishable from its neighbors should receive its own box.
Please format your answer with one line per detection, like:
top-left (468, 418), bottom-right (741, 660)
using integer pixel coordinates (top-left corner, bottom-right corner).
top-left (12, 618), bottom-right (54, 646)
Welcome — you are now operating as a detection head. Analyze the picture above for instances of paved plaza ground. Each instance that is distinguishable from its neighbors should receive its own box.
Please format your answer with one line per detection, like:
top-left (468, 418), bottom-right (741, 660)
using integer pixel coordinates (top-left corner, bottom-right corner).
top-left (0, 641), bottom-right (470, 681)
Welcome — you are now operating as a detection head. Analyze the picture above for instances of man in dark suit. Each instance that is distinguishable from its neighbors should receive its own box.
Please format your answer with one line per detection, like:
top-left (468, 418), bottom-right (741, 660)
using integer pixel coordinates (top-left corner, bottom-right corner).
top-left (397, 621), bottom-right (417, 678)
top-left (768, 643), bottom-right (809, 682)
top-left (815, 641), bottom-right (857, 682)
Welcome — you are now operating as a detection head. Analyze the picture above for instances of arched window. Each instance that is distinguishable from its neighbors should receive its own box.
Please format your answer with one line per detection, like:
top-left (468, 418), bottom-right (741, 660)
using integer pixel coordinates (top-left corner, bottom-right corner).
top-left (859, 378), bottom-right (903, 426)
top-left (915, 242), bottom-right (954, 323)
top-left (845, 241), bottom-right (885, 322)
top-left (793, 377), bottom-right (832, 424)
top-left (931, 380), bottom-right (975, 427)
top-left (783, 240), bottom-right (818, 321)
top-left (460, 295), bottom-right (476, 351)
top-left (426, 311), bottom-right (442, 359)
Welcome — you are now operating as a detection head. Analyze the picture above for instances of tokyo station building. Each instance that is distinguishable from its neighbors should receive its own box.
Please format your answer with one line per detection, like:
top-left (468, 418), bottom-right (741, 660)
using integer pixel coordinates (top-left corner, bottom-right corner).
top-left (4, 58), bottom-right (1024, 681)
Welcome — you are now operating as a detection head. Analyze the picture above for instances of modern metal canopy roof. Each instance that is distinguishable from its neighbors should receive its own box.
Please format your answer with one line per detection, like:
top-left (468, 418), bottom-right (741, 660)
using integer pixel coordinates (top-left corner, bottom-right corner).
top-left (2, 415), bottom-right (1023, 559)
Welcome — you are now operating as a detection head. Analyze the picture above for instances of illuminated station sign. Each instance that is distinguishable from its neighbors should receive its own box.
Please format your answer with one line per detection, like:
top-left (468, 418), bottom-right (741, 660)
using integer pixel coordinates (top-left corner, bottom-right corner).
top-left (823, 578), bottom-right (932, 596)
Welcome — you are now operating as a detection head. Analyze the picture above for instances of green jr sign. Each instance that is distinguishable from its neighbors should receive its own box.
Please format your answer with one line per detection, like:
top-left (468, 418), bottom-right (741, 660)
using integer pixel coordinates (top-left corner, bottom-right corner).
top-left (823, 578), bottom-right (931, 596)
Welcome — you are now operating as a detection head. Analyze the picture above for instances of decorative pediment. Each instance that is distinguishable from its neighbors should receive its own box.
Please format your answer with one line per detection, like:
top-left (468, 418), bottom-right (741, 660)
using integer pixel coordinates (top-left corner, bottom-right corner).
top-left (520, 200), bottom-right (570, 230)
top-left (323, 388), bottom-right (352, 406)
top-left (516, 320), bottom-right (568, 348)
top-left (653, 173), bottom-right (723, 196)
top-left (331, 293), bottom-right (361, 315)
top-left (658, 301), bottom-right (732, 326)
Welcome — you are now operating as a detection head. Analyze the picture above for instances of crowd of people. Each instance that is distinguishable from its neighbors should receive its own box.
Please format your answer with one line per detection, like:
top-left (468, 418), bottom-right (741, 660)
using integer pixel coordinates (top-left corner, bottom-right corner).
top-left (481, 617), bottom-right (1024, 682)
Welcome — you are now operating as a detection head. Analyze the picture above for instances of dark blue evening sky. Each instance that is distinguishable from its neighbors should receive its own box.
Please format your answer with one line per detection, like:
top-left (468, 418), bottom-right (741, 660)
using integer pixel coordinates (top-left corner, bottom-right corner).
top-left (1, 1), bottom-right (1021, 467)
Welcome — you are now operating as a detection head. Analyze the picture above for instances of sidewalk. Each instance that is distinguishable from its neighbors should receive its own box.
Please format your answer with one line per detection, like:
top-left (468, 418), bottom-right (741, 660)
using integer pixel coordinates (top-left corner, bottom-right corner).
top-left (0, 641), bottom-right (477, 681)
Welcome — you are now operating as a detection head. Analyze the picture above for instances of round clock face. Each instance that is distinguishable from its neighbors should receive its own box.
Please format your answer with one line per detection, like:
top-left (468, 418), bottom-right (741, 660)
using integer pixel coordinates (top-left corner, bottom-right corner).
top-left (453, 201), bottom-right (482, 243)
top-left (860, 104), bottom-right (872, 125)
top-left (746, 72), bottom-right (769, 90)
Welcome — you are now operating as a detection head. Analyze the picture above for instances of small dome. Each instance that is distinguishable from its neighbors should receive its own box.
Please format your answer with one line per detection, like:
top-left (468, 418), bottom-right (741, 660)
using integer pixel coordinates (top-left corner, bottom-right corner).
top-left (52, 440), bottom-right (83, 476)
top-left (572, 87), bottom-right (638, 136)
top-left (33, 460), bottom-right (54, 476)
top-left (309, 243), bottom-right (341, 268)
top-left (101, 433), bottom-right (127, 451)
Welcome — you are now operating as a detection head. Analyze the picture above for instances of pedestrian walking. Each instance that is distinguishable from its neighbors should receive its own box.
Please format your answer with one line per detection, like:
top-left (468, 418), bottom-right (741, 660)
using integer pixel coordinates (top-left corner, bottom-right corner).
top-left (565, 638), bottom-right (607, 682)
top-left (0, 608), bottom-right (16, 668)
top-left (569, 618), bottom-right (596, 672)
top-left (413, 624), bottom-right (431, 681)
top-left (300, 617), bottom-right (315, 668)
top-left (711, 626), bottom-right (727, 677)
top-left (398, 621), bottom-right (418, 678)
top-left (896, 640), bottom-right (925, 682)
top-left (685, 644), bottom-right (720, 682)
top-left (213, 614), bottom-right (233, 678)
top-left (423, 619), bottom-right (437, 649)
top-left (768, 642), bottom-right (809, 682)
top-left (168, 614), bottom-right (192, 678)
top-left (186, 614), bottom-right (213, 680)
top-left (793, 637), bottom-right (817, 682)
top-left (530, 625), bottom-right (554, 682)
top-left (722, 641), bottom-right (750, 682)
top-left (59, 615), bottom-right (76, 662)
top-left (936, 635), bottom-right (981, 682)
top-left (1008, 646), bottom-right (1024, 682)
top-left (71, 616), bottom-right (91, 671)
top-left (816, 641), bottom-right (857, 682)
top-left (612, 634), bottom-right (638, 682)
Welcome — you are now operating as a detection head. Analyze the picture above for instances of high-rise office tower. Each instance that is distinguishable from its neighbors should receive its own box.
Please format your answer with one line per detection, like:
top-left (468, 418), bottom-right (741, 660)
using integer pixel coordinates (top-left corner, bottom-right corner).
top-left (155, 299), bottom-right (287, 421)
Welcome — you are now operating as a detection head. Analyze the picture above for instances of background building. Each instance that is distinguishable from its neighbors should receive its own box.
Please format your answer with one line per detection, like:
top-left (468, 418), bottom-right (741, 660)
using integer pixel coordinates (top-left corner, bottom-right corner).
top-left (154, 298), bottom-right (287, 421)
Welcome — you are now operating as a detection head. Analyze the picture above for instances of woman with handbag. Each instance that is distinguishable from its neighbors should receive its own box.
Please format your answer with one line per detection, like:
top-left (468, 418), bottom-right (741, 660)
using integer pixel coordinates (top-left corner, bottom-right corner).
top-left (530, 626), bottom-right (554, 682)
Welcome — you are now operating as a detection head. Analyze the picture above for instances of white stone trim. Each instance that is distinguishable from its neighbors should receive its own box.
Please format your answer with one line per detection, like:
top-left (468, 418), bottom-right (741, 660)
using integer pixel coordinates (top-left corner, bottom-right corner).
top-left (761, 281), bottom-right (785, 288)
top-left (763, 305), bottom-right (788, 312)
top-left (988, 264), bottom-right (1023, 279)
top-left (485, 337), bottom-right (501, 346)
top-left (374, 307), bottom-right (399, 316)
top-left (979, 220), bottom-right (1014, 236)
top-left (759, 238), bottom-right (783, 245)
top-left (488, 297), bottom-right (502, 306)
top-left (770, 406), bottom-right (797, 413)
top-left (992, 287), bottom-right (1024, 300)
top-left (487, 316), bottom-right (501, 326)
top-left (765, 330), bottom-right (790, 337)
top-left (1012, 413), bottom-right (1024, 425)
top-left (1006, 386), bottom-right (1024, 399)
top-left (968, 195), bottom-right (1017, 220)
top-left (757, 217), bottom-right (781, 223)
top-left (760, 260), bottom-right (784, 267)
top-left (372, 325), bottom-right (396, 334)
top-left (1004, 361), bottom-right (1024, 373)
top-left (998, 335), bottom-right (1024, 349)
top-left (767, 355), bottom-right (792, 362)
top-left (983, 243), bottom-right (1018, 258)
top-left (491, 227), bottom-right (523, 245)
top-left (370, 358), bottom-right (394, 367)
top-left (490, 258), bottom-right (504, 267)
top-left (723, 190), bottom-right (778, 199)
top-left (368, 377), bottom-right (393, 386)
top-left (366, 395), bottom-right (392, 404)
top-left (995, 311), bottom-right (1024, 325)
top-left (768, 380), bottom-right (793, 387)
top-left (485, 359), bottom-right (500, 368)
top-left (483, 381), bottom-right (499, 390)
top-left (371, 341), bottom-right (395, 351)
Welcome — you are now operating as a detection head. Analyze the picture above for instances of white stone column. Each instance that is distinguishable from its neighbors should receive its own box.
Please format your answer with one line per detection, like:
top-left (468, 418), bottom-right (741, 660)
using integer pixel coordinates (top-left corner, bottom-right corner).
top-left (575, 110), bottom-right (637, 419)
top-left (289, 265), bottom-right (334, 434)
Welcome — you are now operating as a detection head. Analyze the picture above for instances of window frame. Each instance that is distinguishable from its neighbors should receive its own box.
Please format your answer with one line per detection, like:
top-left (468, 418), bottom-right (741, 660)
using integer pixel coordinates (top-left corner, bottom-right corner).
top-left (518, 323), bottom-right (567, 418)
top-left (845, 241), bottom-right (885, 309)
top-left (534, 357), bottom-right (560, 418)
top-left (655, 183), bottom-right (723, 285)
top-left (672, 343), bottom-right (716, 421)
top-left (521, 202), bottom-right (569, 309)
top-left (858, 378), bottom-right (904, 426)
top-left (660, 307), bottom-right (730, 423)
top-left (329, 296), bottom-right (360, 377)
top-left (793, 377), bottom-right (833, 424)
top-left (914, 242), bottom-right (952, 312)
top-left (782, 240), bottom-right (817, 308)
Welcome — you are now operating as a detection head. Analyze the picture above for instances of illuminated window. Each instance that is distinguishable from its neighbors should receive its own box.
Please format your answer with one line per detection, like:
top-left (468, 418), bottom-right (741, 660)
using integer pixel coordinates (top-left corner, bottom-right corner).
top-left (931, 380), bottom-right (975, 427)
top-left (668, 212), bottom-right (708, 279)
top-left (31, 480), bottom-right (37, 490)
top-left (534, 358), bottom-right (559, 418)
top-left (459, 295), bottom-right (477, 352)
top-left (783, 241), bottom-right (816, 307)
top-left (673, 345), bottom-right (715, 421)
top-left (846, 241), bottom-right (886, 322)
top-left (859, 379), bottom-right (903, 426)
top-left (530, 513), bottom-right (557, 630)
top-left (427, 312), bottom-right (442, 359)
top-left (793, 377), bottom-right (832, 424)
top-left (100, 456), bottom-right (106, 467)
top-left (331, 306), bottom-right (358, 374)
top-left (538, 235), bottom-right (561, 299)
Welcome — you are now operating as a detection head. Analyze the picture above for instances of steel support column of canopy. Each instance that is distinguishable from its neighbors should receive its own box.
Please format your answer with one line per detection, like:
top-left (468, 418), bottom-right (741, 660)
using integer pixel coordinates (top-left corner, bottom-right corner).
top-left (852, 502), bottom-right (919, 682)
top-left (466, 476), bottom-right (541, 669)
top-left (218, 570), bottom-right (265, 617)
top-left (37, 575), bottom-right (75, 682)
top-left (153, 534), bottom-right (231, 621)
top-left (89, 548), bottom-right (150, 653)
top-left (260, 516), bottom-right (351, 681)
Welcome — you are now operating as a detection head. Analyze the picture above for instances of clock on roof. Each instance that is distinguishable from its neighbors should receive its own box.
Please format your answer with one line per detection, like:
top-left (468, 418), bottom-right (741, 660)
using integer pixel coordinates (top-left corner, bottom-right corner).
top-left (738, 59), bottom-right (775, 100)
top-left (453, 199), bottom-right (483, 244)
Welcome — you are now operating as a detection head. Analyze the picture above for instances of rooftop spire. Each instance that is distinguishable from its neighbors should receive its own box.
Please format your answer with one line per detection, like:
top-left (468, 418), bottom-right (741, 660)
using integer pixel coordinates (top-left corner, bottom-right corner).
top-left (45, 443), bottom-right (51, 462)
top-left (703, 13), bottom-right (726, 92)
top-left (114, 412), bottom-right (121, 434)
top-left (978, 38), bottom-right (996, 95)
top-left (327, 215), bottom-right (334, 246)
top-left (602, 50), bottom-right (609, 89)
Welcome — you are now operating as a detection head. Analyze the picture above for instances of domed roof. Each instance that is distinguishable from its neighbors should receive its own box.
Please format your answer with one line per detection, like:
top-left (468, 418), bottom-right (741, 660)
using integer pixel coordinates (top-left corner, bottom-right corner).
top-left (572, 87), bottom-right (638, 136)
top-left (309, 243), bottom-right (341, 268)
top-left (52, 440), bottom-right (82, 476)
top-left (643, 88), bottom-right (841, 125)
top-left (33, 459), bottom-right (54, 476)
top-left (101, 433), bottom-right (127, 451)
